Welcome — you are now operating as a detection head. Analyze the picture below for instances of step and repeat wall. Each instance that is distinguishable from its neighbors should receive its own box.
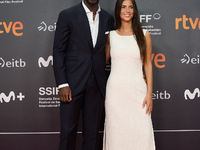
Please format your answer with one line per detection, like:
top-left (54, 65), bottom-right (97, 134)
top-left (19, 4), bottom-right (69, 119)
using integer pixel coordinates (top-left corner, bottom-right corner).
top-left (0, 0), bottom-right (200, 149)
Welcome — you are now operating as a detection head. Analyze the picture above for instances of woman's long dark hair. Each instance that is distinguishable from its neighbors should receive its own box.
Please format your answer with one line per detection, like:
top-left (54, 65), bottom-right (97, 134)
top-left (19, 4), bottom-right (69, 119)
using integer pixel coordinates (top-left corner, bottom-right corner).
top-left (115, 0), bottom-right (146, 63)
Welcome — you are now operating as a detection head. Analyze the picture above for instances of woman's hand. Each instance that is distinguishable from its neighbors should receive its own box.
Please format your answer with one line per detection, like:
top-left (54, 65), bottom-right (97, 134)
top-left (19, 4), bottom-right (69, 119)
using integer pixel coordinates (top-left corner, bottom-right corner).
top-left (142, 31), bottom-right (153, 116)
top-left (142, 95), bottom-right (153, 115)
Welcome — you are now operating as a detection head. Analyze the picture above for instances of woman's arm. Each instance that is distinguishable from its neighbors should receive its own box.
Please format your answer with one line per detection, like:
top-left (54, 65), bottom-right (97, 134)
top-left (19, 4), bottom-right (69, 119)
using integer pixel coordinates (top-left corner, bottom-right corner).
top-left (142, 31), bottom-right (153, 115)
top-left (105, 34), bottom-right (111, 64)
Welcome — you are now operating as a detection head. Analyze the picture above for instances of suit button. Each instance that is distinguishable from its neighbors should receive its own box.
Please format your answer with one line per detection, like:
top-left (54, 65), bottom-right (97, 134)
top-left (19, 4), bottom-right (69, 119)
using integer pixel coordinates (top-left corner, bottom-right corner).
top-left (88, 66), bottom-right (91, 69)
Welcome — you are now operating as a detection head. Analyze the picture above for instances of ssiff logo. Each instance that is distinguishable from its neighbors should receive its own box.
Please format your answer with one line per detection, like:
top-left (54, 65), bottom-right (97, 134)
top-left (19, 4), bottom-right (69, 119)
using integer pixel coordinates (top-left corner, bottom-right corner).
top-left (181, 54), bottom-right (199, 65)
top-left (140, 13), bottom-right (162, 35)
top-left (140, 13), bottom-right (161, 23)
top-left (176, 15), bottom-right (200, 30)
top-left (0, 0), bottom-right (23, 4)
top-left (0, 91), bottom-right (25, 103)
top-left (184, 88), bottom-right (200, 100)
top-left (38, 55), bottom-right (53, 68)
top-left (39, 87), bottom-right (59, 96)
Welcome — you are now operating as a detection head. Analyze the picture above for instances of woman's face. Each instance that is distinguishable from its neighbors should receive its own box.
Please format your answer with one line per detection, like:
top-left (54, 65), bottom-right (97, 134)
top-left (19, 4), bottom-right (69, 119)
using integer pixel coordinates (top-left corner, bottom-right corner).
top-left (120, 0), bottom-right (134, 22)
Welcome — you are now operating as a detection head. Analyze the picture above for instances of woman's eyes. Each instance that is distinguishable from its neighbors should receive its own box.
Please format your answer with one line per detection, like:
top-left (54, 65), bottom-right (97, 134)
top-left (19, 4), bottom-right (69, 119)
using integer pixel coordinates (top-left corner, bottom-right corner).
top-left (121, 6), bottom-right (134, 9)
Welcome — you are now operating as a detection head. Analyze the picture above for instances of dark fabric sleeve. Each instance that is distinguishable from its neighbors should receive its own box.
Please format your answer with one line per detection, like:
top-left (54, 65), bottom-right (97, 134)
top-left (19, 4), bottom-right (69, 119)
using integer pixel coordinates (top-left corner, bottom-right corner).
top-left (53, 10), bottom-right (70, 86)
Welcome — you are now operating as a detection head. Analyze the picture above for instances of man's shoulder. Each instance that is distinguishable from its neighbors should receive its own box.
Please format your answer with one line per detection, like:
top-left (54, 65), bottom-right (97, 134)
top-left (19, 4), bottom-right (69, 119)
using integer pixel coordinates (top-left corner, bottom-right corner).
top-left (59, 3), bottom-right (80, 15)
top-left (101, 8), bottom-right (113, 18)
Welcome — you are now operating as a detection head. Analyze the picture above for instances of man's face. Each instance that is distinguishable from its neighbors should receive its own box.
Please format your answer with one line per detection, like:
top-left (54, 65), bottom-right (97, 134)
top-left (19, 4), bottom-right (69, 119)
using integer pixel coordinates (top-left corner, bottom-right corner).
top-left (85, 0), bottom-right (99, 6)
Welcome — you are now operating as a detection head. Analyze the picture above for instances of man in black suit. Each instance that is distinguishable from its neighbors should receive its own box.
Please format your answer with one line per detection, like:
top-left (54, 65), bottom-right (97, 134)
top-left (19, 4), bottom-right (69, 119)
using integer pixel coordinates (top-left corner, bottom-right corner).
top-left (53, 0), bottom-right (114, 149)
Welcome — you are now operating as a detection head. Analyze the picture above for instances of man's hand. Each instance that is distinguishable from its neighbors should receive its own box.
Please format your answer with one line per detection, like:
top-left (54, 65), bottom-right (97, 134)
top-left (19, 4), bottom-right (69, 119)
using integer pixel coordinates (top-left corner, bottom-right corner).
top-left (59, 86), bottom-right (72, 103)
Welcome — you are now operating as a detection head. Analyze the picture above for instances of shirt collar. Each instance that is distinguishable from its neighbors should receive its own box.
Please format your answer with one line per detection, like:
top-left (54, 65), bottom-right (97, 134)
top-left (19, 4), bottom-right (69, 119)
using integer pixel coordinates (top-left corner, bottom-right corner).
top-left (82, 0), bottom-right (101, 13)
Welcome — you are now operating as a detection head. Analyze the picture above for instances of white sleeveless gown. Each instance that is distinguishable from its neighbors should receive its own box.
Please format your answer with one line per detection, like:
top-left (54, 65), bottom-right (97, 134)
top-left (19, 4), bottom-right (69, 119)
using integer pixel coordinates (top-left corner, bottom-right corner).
top-left (103, 30), bottom-right (155, 150)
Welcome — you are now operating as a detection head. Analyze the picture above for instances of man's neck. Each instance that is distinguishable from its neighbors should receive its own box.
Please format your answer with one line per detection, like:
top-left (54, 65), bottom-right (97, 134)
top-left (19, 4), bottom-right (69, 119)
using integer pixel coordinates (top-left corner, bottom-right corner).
top-left (83, 0), bottom-right (98, 13)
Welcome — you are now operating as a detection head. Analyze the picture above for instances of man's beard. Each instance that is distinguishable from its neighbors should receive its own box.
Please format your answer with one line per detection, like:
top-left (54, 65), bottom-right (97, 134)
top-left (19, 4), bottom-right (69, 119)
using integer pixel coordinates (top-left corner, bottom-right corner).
top-left (85, 0), bottom-right (99, 6)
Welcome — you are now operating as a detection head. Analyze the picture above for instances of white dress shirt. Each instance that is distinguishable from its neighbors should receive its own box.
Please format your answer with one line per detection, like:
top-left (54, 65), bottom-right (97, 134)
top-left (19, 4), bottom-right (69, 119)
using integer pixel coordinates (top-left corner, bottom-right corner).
top-left (58, 1), bottom-right (101, 89)
top-left (82, 0), bottom-right (101, 47)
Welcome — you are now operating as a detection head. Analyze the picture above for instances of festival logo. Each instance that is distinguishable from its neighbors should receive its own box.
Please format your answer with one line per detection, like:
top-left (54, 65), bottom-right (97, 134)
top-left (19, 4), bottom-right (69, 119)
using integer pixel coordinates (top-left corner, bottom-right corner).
top-left (39, 87), bottom-right (59, 96)
top-left (184, 88), bottom-right (200, 100)
top-left (0, 0), bottom-right (23, 4)
top-left (140, 13), bottom-right (162, 35)
top-left (0, 21), bottom-right (23, 36)
top-left (38, 55), bottom-right (53, 68)
top-left (140, 13), bottom-right (161, 23)
top-left (39, 87), bottom-right (60, 108)
top-left (181, 54), bottom-right (199, 65)
top-left (38, 21), bottom-right (56, 32)
top-left (175, 15), bottom-right (200, 30)
top-left (0, 57), bottom-right (26, 68)
top-left (0, 91), bottom-right (25, 103)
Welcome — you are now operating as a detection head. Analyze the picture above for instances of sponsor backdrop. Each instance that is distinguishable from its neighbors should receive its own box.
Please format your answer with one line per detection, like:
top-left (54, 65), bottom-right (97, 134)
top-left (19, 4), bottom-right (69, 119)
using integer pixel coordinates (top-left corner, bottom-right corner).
top-left (0, 0), bottom-right (200, 149)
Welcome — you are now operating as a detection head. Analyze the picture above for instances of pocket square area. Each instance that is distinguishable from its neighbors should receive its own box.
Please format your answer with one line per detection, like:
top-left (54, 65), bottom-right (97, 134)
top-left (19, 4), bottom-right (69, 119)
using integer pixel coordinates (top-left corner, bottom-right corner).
top-left (105, 31), bottom-right (109, 34)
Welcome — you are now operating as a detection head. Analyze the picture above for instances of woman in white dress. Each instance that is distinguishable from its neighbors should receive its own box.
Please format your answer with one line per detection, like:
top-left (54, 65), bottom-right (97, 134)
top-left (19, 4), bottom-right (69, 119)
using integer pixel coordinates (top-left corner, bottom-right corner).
top-left (103, 0), bottom-right (155, 149)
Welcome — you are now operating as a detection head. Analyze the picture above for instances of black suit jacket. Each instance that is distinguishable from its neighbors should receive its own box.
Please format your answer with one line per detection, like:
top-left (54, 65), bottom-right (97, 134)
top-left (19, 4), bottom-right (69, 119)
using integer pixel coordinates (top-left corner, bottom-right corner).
top-left (53, 2), bottom-right (114, 97)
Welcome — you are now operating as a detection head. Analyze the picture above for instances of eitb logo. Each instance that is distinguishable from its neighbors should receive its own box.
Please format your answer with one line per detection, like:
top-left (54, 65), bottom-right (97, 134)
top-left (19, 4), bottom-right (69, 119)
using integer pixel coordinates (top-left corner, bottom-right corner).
top-left (0, 57), bottom-right (26, 68)
top-left (181, 54), bottom-right (199, 65)
top-left (38, 21), bottom-right (56, 32)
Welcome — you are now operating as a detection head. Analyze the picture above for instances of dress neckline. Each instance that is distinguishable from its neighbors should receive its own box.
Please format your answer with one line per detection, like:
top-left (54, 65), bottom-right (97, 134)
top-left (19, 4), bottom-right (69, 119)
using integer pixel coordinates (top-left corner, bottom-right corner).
top-left (114, 30), bottom-right (135, 37)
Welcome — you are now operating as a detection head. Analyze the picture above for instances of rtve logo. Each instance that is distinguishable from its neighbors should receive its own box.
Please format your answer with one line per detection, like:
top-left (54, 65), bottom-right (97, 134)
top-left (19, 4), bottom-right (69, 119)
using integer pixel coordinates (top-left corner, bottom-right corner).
top-left (184, 88), bottom-right (200, 100)
top-left (175, 15), bottom-right (200, 30)
top-left (151, 53), bottom-right (165, 68)
top-left (0, 21), bottom-right (23, 36)
top-left (140, 13), bottom-right (161, 23)
top-left (38, 55), bottom-right (53, 68)
top-left (181, 54), bottom-right (199, 65)
top-left (0, 91), bottom-right (25, 103)
top-left (38, 21), bottom-right (56, 32)
top-left (0, 57), bottom-right (26, 68)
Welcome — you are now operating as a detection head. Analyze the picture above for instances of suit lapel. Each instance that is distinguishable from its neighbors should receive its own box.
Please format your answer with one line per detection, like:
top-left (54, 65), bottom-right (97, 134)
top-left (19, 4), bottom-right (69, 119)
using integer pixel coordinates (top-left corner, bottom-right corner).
top-left (95, 11), bottom-right (106, 50)
top-left (74, 3), bottom-right (93, 48)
